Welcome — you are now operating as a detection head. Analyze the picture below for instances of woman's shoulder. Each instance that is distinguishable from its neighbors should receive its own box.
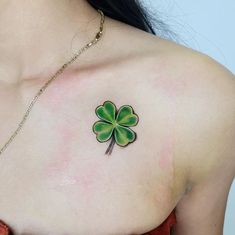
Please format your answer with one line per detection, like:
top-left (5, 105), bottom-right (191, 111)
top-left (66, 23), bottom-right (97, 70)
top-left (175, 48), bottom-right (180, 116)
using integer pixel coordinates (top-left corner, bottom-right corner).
top-left (135, 31), bottom-right (235, 233)
top-left (144, 34), bottom-right (235, 174)
top-left (110, 21), bottom-right (234, 167)
top-left (97, 17), bottom-right (235, 176)
top-left (105, 17), bottom-right (235, 92)
top-left (103, 19), bottom-right (235, 173)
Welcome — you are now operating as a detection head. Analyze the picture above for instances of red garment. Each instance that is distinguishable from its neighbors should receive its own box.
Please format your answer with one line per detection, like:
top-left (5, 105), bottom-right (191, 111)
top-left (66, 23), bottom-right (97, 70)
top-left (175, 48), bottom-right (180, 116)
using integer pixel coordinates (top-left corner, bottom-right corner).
top-left (143, 209), bottom-right (177, 235)
top-left (0, 221), bottom-right (12, 235)
top-left (0, 210), bottom-right (176, 235)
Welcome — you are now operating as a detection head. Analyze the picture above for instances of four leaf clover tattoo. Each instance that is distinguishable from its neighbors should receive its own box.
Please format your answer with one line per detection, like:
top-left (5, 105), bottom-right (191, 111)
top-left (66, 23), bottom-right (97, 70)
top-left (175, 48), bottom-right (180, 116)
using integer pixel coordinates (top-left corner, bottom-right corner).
top-left (92, 101), bottom-right (139, 155)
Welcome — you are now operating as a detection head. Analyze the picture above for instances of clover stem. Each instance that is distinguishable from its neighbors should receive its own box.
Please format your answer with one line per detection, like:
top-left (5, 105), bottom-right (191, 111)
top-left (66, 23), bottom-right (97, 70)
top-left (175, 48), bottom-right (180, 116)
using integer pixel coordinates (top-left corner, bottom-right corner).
top-left (105, 136), bottom-right (115, 156)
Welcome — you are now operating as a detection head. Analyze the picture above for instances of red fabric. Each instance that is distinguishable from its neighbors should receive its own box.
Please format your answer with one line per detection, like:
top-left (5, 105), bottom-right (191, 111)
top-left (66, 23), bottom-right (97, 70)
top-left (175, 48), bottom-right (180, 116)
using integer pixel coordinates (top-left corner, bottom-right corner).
top-left (0, 220), bottom-right (12, 235)
top-left (0, 210), bottom-right (176, 235)
top-left (143, 209), bottom-right (177, 235)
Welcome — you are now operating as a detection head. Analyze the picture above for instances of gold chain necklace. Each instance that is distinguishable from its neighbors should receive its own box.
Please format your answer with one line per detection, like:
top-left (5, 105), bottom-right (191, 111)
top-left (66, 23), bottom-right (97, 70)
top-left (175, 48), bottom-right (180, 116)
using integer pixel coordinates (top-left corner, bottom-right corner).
top-left (0, 9), bottom-right (105, 156)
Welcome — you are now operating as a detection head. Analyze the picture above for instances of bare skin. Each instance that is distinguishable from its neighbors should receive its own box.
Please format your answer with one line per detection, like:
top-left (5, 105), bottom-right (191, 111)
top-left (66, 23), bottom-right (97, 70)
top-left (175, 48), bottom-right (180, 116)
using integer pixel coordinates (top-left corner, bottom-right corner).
top-left (0, 1), bottom-right (234, 235)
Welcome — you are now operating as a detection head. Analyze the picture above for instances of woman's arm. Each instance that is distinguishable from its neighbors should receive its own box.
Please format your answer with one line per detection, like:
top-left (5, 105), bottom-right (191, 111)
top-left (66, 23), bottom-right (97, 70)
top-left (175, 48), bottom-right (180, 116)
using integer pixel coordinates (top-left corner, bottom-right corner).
top-left (173, 53), bottom-right (235, 235)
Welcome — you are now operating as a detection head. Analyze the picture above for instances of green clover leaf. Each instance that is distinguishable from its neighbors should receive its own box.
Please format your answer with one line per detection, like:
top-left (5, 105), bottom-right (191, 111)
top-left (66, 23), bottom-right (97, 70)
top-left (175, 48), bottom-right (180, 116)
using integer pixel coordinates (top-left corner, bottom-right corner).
top-left (92, 101), bottom-right (139, 155)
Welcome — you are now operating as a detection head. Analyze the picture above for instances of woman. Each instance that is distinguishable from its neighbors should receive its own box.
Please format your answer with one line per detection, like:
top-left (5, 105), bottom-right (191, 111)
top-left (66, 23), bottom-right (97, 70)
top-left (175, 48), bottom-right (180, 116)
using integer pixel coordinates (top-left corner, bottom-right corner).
top-left (0, 0), bottom-right (234, 234)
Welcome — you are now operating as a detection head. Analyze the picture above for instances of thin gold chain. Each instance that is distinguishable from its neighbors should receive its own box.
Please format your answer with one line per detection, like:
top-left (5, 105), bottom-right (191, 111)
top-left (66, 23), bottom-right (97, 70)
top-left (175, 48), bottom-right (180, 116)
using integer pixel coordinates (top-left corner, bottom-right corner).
top-left (0, 9), bottom-right (105, 156)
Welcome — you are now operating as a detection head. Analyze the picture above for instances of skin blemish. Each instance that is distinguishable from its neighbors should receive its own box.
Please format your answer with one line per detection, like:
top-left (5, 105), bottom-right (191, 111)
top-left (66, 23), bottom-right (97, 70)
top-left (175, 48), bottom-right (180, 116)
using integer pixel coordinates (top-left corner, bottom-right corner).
top-left (39, 69), bottom-right (95, 112)
top-left (158, 134), bottom-right (174, 171)
top-left (46, 156), bottom-right (107, 203)
top-left (157, 110), bottom-right (176, 172)
top-left (154, 114), bottom-right (177, 208)
top-left (72, 161), bottom-right (104, 190)
top-left (45, 123), bottom-right (107, 201)
top-left (51, 160), bottom-right (103, 190)
top-left (46, 126), bottom-right (76, 176)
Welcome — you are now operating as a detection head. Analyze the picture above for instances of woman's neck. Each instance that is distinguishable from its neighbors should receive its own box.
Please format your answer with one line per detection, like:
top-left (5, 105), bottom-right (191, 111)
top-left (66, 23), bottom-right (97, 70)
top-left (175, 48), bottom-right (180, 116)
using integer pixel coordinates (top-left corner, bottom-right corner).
top-left (0, 0), bottom-right (101, 83)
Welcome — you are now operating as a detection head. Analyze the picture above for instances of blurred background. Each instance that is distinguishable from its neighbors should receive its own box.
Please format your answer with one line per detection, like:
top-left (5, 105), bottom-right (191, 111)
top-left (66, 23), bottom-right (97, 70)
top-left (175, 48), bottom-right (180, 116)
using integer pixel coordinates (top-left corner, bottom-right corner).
top-left (141, 0), bottom-right (235, 234)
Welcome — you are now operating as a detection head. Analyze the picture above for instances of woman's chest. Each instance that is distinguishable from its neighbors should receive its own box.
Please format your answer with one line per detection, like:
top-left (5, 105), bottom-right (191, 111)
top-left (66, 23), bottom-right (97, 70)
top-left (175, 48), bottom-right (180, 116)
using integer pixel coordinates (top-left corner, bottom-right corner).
top-left (0, 71), bottom-right (181, 234)
top-left (0, 124), bottom-right (176, 234)
top-left (0, 138), bottom-right (175, 234)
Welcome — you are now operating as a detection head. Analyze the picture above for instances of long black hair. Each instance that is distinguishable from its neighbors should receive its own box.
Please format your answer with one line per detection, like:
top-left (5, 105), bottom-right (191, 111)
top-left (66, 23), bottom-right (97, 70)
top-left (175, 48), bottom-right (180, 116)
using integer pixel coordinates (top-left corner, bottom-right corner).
top-left (87, 0), bottom-right (175, 39)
